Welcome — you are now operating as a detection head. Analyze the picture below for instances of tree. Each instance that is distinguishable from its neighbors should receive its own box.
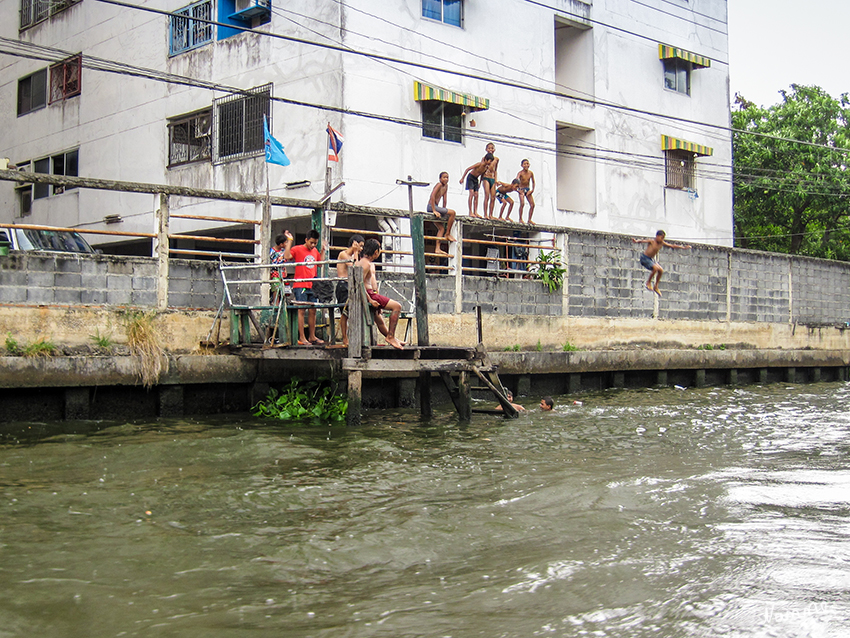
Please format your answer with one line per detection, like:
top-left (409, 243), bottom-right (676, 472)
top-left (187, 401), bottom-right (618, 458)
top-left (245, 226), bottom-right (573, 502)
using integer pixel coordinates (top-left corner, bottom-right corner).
top-left (732, 85), bottom-right (850, 260)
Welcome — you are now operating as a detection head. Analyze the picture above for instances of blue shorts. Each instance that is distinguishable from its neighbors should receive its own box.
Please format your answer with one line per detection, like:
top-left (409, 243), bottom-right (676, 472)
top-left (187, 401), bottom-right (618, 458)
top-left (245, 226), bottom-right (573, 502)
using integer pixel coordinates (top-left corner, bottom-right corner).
top-left (293, 287), bottom-right (316, 303)
top-left (640, 254), bottom-right (657, 271)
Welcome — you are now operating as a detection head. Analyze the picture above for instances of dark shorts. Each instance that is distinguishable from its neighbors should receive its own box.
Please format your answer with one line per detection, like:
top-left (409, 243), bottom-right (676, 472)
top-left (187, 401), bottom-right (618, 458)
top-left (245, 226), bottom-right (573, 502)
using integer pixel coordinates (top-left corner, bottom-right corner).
top-left (336, 281), bottom-right (349, 305)
top-left (426, 203), bottom-right (449, 215)
top-left (496, 192), bottom-right (512, 203)
top-left (293, 286), bottom-right (316, 303)
top-left (640, 254), bottom-right (657, 271)
top-left (465, 174), bottom-right (480, 191)
top-left (367, 289), bottom-right (390, 309)
top-left (483, 177), bottom-right (495, 188)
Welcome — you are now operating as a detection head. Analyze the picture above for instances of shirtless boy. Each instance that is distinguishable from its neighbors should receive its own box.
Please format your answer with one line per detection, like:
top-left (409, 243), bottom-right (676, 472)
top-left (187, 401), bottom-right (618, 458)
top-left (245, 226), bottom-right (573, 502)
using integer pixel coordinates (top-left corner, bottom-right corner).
top-left (495, 179), bottom-right (520, 220)
top-left (632, 230), bottom-right (691, 296)
top-left (357, 238), bottom-right (404, 350)
top-left (427, 172), bottom-right (457, 255)
top-left (336, 234), bottom-right (364, 345)
top-left (459, 152), bottom-right (495, 218)
top-left (481, 143), bottom-right (500, 219)
top-left (516, 159), bottom-right (536, 224)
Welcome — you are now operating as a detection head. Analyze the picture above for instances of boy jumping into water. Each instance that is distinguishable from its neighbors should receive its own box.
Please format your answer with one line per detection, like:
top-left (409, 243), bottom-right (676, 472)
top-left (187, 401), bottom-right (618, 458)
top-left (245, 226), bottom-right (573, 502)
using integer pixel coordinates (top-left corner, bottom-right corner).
top-left (632, 230), bottom-right (691, 296)
top-left (427, 172), bottom-right (457, 255)
top-left (516, 159), bottom-right (536, 224)
top-left (459, 153), bottom-right (495, 218)
top-left (357, 238), bottom-right (405, 350)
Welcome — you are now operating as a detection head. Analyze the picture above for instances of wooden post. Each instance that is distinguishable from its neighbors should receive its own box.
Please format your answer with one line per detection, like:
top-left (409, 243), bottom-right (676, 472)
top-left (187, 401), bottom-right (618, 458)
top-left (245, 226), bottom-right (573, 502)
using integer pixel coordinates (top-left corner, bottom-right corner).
top-left (347, 265), bottom-right (364, 427)
top-left (411, 211), bottom-right (432, 417)
top-left (457, 371), bottom-right (471, 421)
top-left (155, 193), bottom-right (170, 310)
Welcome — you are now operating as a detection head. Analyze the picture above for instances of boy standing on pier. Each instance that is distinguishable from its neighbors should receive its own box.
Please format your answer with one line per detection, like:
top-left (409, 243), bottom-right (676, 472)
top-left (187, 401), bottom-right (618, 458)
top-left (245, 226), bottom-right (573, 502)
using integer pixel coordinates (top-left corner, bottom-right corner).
top-left (482, 143), bottom-right (500, 219)
top-left (459, 153), bottom-right (495, 218)
top-left (516, 159), bottom-right (536, 224)
top-left (284, 229), bottom-right (325, 345)
top-left (632, 230), bottom-right (691, 296)
top-left (336, 234), bottom-right (364, 346)
top-left (427, 171), bottom-right (457, 255)
top-left (357, 238), bottom-right (404, 350)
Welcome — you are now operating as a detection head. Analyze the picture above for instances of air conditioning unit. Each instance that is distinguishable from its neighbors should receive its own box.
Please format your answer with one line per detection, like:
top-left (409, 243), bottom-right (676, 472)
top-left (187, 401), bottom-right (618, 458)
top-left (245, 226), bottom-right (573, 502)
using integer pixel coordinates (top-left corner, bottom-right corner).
top-left (230, 0), bottom-right (270, 21)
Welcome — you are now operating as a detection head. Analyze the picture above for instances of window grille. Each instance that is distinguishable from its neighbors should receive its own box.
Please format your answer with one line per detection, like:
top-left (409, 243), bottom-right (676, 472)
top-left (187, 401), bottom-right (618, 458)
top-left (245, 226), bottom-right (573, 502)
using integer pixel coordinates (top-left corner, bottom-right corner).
top-left (49, 55), bottom-right (82, 103)
top-left (212, 84), bottom-right (271, 163)
top-left (170, 0), bottom-right (214, 55)
top-left (665, 149), bottom-right (695, 190)
top-left (20, 0), bottom-right (80, 29)
top-left (168, 109), bottom-right (213, 167)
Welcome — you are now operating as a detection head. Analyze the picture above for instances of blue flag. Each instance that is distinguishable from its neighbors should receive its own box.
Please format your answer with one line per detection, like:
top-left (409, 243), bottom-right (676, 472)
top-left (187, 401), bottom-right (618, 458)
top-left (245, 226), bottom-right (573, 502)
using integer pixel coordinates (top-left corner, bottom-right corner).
top-left (263, 116), bottom-right (290, 167)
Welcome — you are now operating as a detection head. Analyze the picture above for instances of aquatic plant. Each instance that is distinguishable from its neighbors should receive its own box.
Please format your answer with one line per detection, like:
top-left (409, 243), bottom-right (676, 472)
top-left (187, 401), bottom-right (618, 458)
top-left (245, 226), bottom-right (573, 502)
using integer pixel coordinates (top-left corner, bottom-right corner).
top-left (124, 311), bottom-right (168, 389)
top-left (562, 342), bottom-right (580, 352)
top-left (252, 377), bottom-right (347, 422)
top-left (529, 250), bottom-right (566, 293)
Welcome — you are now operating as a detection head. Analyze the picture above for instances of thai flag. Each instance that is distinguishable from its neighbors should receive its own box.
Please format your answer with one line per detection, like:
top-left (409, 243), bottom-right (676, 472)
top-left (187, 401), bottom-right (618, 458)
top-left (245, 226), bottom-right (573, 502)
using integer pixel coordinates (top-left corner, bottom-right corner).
top-left (327, 124), bottom-right (344, 162)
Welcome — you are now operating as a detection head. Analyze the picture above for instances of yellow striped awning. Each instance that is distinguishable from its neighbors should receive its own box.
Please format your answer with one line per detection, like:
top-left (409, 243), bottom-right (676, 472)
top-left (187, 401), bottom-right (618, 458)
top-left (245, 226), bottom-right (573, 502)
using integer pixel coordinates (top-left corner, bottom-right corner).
top-left (413, 81), bottom-right (489, 111)
top-left (661, 135), bottom-right (713, 156)
top-left (658, 44), bottom-right (711, 69)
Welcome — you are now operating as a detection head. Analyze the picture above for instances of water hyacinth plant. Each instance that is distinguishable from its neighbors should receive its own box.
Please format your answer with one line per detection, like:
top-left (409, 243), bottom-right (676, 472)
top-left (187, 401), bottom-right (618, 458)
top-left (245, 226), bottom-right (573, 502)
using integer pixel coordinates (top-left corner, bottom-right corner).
top-left (252, 377), bottom-right (348, 422)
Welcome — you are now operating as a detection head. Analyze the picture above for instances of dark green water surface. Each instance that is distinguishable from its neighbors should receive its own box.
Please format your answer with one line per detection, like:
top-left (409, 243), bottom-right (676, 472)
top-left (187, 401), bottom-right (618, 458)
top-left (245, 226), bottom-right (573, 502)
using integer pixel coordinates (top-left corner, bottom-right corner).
top-left (1, 383), bottom-right (849, 637)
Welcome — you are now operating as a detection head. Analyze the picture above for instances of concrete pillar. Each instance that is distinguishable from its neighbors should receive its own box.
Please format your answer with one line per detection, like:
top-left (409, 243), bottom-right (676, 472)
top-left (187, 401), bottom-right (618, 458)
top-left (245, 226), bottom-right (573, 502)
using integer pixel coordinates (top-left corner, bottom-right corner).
top-left (613, 371), bottom-right (625, 388)
top-left (694, 369), bottom-right (706, 388)
top-left (812, 367), bottom-right (821, 382)
top-left (728, 369), bottom-right (738, 385)
top-left (787, 367), bottom-right (796, 383)
top-left (759, 368), bottom-right (768, 384)
top-left (656, 370), bottom-right (668, 387)
top-left (398, 378), bottom-right (417, 408)
top-left (159, 385), bottom-right (184, 418)
top-left (155, 193), bottom-right (170, 310)
top-left (568, 373), bottom-right (581, 395)
top-left (347, 370), bottom-right (362, 427)
top-left (517, 374), bottom-right (531, 397)
top-left (64, 388), bottom-right (90, 420)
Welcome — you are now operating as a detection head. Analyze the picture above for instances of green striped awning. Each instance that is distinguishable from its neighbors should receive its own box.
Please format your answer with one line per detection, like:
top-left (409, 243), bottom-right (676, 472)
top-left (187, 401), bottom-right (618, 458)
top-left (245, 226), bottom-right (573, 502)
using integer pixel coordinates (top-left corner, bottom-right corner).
top-left (658, 44), bottom-right (711, 69)
top-left (414, 81), bottom-right (489, 111)
top-left (661, 135), bottom-right (713, 156)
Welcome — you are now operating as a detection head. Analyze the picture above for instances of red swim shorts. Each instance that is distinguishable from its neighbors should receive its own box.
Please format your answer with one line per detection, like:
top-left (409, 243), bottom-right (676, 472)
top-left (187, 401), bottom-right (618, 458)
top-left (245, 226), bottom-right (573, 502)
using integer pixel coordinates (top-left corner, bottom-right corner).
top-left (367, 289), bottom-right (390, 309)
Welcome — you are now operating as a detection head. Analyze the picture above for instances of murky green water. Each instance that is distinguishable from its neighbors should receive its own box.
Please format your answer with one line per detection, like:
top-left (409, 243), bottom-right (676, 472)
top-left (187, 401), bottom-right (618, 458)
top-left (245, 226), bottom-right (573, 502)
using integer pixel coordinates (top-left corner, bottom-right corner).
top-left (1, 383), bottom-right (849, 637)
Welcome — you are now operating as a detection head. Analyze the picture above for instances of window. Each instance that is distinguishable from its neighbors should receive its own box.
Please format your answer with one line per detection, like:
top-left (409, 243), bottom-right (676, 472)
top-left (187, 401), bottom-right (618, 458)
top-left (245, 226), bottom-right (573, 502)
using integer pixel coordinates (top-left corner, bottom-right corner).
top-left (14, 149), bottom-right (79, 216)
top-left (20, 0), bottom-right (80, 30)
top-left (17, 69), bottom-right (47, 116)
top-left (49, 55), bottom-right (82, 103)
top-left (422, 0), bottom-right (462, 27)
top-left (421, 101), bottom-right (464, 143)
top-left (212, 84), bottom-right (271, 163)
top-left (663, 58), bottom-right (691, 95)
top-left (168, 109), bottom-right (212, 167)
top-left (665, 149), bottom-right (695, 190)
top-left (170, 0), bottom-right (214, 55)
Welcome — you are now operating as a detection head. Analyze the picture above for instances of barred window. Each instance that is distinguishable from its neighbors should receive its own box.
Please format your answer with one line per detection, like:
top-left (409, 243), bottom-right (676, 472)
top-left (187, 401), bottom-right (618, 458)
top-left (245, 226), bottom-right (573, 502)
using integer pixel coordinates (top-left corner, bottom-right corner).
top-left (213, 84), bottom-right (271, 163)
top-left (49, 54), bottom-right (82, 103)
top-left (170, 0), bottom-right (213, 56)
top-left (17, 68), bottom-right (47, 116)
top-left (20, 0), bottom-right (80, 30)
top-left (168, 109), bottom-right (212, 167)
top-left (665, 149), bottom-right (695, 190)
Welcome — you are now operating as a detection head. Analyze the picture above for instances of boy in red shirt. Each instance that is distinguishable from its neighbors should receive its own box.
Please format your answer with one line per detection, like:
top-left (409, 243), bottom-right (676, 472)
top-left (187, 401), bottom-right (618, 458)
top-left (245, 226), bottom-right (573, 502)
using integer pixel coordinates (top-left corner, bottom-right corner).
top-left (284, 229), bottom-right (325, 345)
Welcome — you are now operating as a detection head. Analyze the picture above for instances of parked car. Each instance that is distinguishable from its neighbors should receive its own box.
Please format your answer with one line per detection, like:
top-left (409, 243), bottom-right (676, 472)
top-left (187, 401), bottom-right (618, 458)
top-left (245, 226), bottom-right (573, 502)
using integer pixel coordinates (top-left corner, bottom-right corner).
top-left (0, 227), bottom-right (96, 254)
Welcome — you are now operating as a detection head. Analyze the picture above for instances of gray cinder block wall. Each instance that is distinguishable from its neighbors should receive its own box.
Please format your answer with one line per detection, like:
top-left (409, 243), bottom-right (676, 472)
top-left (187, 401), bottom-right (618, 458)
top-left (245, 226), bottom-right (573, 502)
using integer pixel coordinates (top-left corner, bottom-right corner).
top-left (1, 229), bottom-right (849, 326)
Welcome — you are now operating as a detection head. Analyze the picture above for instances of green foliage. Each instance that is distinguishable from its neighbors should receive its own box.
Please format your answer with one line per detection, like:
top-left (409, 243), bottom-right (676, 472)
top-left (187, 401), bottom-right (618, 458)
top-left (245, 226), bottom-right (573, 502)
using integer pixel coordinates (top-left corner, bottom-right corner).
top-left (529, 250), bottom-right (566, 292)
top-left (23, 338), bottom-right (56, 357)
top-left (535, 340), bottom-right (543, 352)
top-left (696, 343), bottom-right (726, 351)
top-left (562, 342), bottom-right (580, 352)
top-left (5, 333), bottom-right (20, 355)
top-left (252, 377), bottom-right (347, 423)
top-left (503, 344), bottom-right (522, 352)
top-left (733, 85), bottom-right (850, 260)
top-left (90, 330), bottom-right (114, 349)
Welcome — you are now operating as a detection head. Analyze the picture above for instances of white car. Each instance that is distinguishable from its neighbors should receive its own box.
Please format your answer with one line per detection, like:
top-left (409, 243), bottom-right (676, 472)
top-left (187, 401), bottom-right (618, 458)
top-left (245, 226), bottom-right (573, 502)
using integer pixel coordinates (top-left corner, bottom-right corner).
top-left (0, 227), bottom-right (96, 254)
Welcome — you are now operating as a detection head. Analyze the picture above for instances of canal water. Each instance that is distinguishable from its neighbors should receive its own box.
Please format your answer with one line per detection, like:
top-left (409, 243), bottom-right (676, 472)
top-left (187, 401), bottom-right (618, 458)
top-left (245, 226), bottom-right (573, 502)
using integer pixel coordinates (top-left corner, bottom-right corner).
top-left (1, 382), bottom-right (849, 637)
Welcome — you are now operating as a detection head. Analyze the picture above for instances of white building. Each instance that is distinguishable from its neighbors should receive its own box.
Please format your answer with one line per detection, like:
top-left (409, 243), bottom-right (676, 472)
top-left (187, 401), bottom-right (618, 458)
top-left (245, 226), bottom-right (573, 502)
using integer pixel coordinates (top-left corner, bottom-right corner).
top-left (1, 0), bottom-right (732, 252)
